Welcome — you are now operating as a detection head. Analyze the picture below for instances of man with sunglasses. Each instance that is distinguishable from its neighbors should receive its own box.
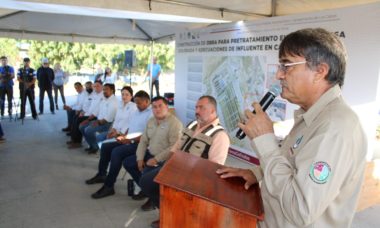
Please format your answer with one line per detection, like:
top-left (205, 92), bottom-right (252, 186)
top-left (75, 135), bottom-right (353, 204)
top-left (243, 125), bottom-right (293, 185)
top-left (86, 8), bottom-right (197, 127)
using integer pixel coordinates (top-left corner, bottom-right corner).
top-left (217, 28), bottom-right (367, 227)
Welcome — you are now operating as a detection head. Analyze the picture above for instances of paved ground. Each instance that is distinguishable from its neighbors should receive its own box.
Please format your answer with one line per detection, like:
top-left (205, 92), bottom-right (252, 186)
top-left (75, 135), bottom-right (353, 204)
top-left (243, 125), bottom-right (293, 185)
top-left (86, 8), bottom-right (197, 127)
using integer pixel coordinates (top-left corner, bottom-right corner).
top-left (0, 83), bottom-right (379, 227)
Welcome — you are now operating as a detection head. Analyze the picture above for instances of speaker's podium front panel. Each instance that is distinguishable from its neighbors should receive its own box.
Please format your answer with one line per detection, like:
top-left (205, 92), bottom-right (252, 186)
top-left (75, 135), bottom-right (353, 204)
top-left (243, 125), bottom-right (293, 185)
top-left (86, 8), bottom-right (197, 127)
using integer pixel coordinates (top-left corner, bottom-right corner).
top-left (155, 152), bottom-right (264, 228)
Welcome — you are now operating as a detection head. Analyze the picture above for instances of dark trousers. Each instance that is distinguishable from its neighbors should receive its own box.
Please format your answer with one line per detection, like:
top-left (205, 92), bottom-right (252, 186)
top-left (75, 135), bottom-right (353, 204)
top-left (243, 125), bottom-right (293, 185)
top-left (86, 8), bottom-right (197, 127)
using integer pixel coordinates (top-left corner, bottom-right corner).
top-left (20, 88), bottom-right (37, 118)
top-left (122, 150), bottom-right (157, 187)
top-left (39, 87), bottom-right (54, 113)
top-left (0, 86), bottom-right (13, 115)
top-left (139, 164), bottom-right (164, 208)
top-left (70, 115), bottom-right (88, 143)
top-left (66, 109), bottom-right (76, 129)
top-left (98, 142), bottom-right (139, 187)
top-left (53, 84), bottom-right (66, 106)
top-left (151, 80), bottom-right (159, 97)
top-left (0, 122), bottom-right (4, 137)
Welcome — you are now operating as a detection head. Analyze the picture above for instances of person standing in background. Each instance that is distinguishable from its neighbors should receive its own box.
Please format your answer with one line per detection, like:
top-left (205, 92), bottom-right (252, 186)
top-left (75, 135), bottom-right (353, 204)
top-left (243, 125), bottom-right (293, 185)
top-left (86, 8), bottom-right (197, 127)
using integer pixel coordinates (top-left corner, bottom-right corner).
top-left (0, 56), bottom-right (15, 118)
top-left (37, 58), bottom-right (55, 114)
top-left (102, 67), bottom-right (115, 84)
top-left (17, 58), bottom-right (37, 120)
top-left (53, 63), bottom-right (67, 110)
top-left (146, 57), bottom-right (161, 97)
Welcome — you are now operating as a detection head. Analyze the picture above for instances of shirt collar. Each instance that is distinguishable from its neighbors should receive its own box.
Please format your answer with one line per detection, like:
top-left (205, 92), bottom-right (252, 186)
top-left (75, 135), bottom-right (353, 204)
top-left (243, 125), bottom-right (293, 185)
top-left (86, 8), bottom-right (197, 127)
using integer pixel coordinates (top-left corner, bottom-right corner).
top-left (195, 117), bottom-right (220, 132)
top-left (295, 84), bottom-right (341, 126)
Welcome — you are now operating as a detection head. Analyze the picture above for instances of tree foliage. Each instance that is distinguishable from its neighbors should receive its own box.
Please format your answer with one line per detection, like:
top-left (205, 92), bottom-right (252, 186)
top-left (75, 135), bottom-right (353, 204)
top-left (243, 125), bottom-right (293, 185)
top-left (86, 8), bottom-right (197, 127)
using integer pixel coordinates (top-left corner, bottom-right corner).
top-left (0, 38), bottom-right (20, 63)
top-left (23, 40), bottom-right (175, 75)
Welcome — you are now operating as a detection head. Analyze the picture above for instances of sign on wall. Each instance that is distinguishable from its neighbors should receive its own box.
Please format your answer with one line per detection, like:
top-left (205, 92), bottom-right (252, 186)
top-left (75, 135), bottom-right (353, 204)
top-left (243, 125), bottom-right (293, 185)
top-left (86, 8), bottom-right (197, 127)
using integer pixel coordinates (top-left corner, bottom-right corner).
top-left (175, 2), bottom-right (380, 163)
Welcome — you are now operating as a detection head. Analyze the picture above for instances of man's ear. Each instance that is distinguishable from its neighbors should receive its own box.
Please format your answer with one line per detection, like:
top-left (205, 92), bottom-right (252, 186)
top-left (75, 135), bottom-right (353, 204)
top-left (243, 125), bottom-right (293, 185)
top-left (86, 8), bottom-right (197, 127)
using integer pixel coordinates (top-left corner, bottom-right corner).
top-left (314, 62), bottom-right (330, 82)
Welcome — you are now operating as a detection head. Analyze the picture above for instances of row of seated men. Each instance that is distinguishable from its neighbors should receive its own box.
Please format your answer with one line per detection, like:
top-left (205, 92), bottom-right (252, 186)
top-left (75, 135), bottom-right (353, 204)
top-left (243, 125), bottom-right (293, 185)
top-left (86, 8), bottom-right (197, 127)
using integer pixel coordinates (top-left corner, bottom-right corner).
top-left (62, 81), bottom-right (231, 228)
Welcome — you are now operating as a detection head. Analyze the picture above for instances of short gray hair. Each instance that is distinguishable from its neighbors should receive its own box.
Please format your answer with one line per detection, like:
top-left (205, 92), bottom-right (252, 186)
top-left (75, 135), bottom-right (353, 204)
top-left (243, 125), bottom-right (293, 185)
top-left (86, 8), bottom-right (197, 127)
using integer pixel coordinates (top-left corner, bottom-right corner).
top-left (199, 95), bottom-right (217, 110)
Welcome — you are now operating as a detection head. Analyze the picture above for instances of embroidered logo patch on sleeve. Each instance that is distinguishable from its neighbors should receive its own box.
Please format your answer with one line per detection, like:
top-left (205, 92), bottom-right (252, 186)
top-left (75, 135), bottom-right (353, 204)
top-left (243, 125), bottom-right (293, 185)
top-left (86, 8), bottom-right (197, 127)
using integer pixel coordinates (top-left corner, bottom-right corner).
top-left (309, 161), bottom-right (331, 184)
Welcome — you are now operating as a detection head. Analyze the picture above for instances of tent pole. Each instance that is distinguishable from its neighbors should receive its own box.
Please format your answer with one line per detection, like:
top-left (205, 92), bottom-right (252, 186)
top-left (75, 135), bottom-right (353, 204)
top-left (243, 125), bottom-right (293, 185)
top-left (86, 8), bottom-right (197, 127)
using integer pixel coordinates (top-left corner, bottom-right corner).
top-left (149, 41), bottom-right (154, 98)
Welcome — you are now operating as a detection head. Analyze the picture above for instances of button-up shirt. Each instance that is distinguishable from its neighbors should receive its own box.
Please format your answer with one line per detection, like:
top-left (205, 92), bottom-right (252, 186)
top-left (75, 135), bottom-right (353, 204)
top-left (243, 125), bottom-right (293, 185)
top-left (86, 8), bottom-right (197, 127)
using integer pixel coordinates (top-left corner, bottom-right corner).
top-left (112, 101), bottom-right (137, 134)
top-left (250, 85), bottom-right (367, 228)
top-left (125, 106), bottom-right (152, 137)
top-left (136, 113), bottom-right (182, 162)
top-left (71, 90), bottom-right (87, 111)
top-left (97, 94), bottom-right (118, 123)
top-left (87, 91), bottom-right (104, 117)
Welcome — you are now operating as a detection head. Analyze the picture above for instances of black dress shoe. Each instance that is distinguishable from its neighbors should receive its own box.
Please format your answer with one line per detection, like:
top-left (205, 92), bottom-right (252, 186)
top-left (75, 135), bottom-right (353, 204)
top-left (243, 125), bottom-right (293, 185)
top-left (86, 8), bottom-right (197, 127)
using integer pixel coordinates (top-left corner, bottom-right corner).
top-left (141, 198), bottom-right (156, 211)
top-left (84, 147), bottom-right (92, 152)
top-left (62, 127), bottom-right (70, 132)
top-left (87, 148), bottom-right (98, 154)
top-left (151, 219), bottom-right (160, 228)
top-left (91, 185), bottom-right (115, 199)
top-left (132, 191), bottom-right (147, 200)
top-left (68, 143), bottom-right (82, 149)
top-left (39, 112), bottom-right (43, 115)
top-left (86, 175), bottom-right (106, 185)
top-left (66, 132), bottom-right (71, 136)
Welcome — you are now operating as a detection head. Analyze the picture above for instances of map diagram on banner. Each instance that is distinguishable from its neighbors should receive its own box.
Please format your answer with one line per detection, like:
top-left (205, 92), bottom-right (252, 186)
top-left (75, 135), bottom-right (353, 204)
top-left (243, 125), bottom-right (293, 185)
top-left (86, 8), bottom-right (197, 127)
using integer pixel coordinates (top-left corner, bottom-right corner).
top-left (202, 56), bottom-right (286, 150)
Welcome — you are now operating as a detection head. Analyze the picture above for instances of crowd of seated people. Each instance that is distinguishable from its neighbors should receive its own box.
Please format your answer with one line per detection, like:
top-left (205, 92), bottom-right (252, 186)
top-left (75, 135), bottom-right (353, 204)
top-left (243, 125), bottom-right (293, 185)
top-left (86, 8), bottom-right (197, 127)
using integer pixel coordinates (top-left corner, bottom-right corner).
top-left (61, 80), bottom-right (231, 228)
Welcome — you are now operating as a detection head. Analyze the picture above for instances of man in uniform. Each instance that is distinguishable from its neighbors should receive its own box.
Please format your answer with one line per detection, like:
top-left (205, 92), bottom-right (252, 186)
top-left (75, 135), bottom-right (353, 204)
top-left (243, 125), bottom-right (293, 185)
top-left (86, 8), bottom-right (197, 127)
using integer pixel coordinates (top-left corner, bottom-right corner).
top-left (0, 56), bottom-right (15, 118)
top-left (17, 58), bottom-right (37, 120)
top-left (217, 28), bottom-right (367, 227)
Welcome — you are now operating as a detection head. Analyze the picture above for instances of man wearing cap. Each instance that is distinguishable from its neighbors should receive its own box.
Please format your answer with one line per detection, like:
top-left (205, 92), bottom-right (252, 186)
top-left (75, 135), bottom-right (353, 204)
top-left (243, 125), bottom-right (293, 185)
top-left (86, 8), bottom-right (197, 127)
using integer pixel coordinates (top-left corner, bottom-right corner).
top-left (17, 58), bottom-right (37, 119)
top-left (37, 58), bottom-right (55, 114)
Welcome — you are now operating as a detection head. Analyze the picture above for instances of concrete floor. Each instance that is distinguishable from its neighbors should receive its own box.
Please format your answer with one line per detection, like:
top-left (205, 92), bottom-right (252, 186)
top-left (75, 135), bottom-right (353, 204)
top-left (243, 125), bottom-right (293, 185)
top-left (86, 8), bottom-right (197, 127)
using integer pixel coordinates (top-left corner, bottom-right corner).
top-left (0, 98), bottom-right (379, 228)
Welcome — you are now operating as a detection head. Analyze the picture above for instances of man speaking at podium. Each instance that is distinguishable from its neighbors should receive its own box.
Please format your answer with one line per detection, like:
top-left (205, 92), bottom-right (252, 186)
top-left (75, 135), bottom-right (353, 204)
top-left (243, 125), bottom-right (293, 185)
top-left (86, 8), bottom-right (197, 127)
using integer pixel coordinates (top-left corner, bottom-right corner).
top-left (217, 28), bottom-right (367, 227)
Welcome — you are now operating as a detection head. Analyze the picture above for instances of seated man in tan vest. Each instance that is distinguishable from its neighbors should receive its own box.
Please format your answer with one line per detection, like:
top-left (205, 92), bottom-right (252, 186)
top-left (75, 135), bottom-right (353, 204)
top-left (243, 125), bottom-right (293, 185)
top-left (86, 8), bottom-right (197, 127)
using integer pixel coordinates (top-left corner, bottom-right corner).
top-left (139, 95), bottom-right (230, 228)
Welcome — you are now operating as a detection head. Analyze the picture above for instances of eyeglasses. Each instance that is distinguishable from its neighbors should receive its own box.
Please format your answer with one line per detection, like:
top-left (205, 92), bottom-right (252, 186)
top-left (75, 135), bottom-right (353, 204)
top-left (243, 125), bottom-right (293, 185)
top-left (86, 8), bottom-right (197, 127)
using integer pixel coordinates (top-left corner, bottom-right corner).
top-left (277, 61), bottom-right (307, 73)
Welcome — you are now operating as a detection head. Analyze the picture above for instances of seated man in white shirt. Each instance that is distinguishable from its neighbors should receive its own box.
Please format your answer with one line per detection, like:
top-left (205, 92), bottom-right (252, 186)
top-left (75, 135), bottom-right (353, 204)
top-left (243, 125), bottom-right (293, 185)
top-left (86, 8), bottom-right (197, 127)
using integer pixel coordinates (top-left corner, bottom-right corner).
top-left (67, 81), bottom-right (104, 148)
top-left (79, 83), bottom-right (118, 154)
top-left (85, 90), bottom-right (152, 199)
top-left (95, 86), bottom-right (137, 144)
top-left (62, 82), bottom-right (85, 132)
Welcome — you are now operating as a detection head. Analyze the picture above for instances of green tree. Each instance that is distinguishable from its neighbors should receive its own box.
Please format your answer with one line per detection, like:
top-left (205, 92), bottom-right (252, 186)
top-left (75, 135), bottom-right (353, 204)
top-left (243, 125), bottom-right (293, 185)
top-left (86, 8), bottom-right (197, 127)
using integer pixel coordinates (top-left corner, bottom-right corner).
top-left (0, 38), bottom-right (20, 64)
top-left (4, 39), bottom-right (175, 75)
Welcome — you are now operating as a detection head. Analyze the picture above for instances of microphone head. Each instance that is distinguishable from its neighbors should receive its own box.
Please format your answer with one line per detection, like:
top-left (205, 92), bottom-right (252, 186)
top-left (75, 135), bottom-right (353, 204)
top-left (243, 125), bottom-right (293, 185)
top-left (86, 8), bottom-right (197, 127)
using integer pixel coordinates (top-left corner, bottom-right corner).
top-left (269, 84), bottom-right (282, 97)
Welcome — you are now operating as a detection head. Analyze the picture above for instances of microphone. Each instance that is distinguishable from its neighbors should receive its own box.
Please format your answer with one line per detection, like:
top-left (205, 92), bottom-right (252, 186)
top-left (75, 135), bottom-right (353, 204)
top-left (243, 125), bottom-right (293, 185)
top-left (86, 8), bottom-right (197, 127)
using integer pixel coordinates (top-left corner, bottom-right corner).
top-left (236, 86), bottom-right (281, 140)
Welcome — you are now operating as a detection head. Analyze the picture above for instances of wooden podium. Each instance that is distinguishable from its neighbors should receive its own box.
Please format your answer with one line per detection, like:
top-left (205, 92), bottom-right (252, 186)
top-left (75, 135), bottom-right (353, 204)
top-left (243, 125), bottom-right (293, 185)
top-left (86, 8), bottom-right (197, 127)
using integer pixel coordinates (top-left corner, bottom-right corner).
top-left (155, 152), bottom-right (264, 228)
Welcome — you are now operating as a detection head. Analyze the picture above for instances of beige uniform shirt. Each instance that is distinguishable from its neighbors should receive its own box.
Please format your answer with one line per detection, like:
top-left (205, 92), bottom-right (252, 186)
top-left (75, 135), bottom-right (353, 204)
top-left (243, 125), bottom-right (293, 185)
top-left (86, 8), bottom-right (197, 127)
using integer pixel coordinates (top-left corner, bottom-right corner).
top-left (172, 118), bottom-right (230, 165)
top-left (250, 85), bottom-right (367, 227)
top-left (136, 113), bottom-right (182, 162)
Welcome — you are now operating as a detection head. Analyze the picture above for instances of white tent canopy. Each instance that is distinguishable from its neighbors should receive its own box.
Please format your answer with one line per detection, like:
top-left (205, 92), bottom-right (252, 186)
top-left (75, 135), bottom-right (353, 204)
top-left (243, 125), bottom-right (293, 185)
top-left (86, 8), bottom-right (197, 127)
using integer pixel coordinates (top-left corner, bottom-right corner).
top-left (0, 0), bottom-right (378, 43)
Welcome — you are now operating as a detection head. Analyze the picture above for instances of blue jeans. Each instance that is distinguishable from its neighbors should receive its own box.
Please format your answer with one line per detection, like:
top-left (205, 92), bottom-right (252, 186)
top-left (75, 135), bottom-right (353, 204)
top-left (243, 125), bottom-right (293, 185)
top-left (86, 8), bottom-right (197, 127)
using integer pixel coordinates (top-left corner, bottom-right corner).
top-left (102, 142), bottom-right (139, 187)
top-left (122, 150), bottom-right (158, 187)
top-left (96, 131), bottom-right (108, 143)
top-left (82, 121), bottom-right (111, 150)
